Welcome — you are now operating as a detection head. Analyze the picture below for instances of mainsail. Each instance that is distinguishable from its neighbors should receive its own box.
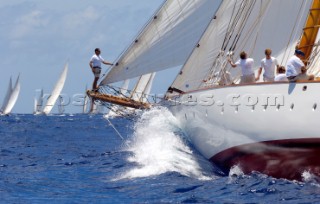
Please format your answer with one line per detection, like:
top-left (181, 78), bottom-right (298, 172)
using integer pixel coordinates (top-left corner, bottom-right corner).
top-left (42, 63), bottom-right (68, 115)
top-left (100, 0), bottom-right (223, 85)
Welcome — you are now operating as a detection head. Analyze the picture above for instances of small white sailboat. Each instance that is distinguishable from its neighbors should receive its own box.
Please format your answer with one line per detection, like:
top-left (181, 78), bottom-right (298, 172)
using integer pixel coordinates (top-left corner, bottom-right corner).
top-left (36, 63), bottom-right (68, 115)
top-left (57, 96), bottom-right (65, 115)
top-left (82, 85), bottom-right (89, 114)
top-left (1, 75), bottom-right (21, 115)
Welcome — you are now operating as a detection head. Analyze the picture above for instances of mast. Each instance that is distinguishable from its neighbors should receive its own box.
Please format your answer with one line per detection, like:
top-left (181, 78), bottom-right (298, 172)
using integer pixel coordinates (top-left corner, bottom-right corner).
top-left (298, 0), bottom-right (320, 63)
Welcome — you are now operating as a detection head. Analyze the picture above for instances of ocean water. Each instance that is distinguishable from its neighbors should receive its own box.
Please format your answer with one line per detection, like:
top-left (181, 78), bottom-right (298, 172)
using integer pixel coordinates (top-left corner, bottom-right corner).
top-left (1, 107), bottom-right (320, 203)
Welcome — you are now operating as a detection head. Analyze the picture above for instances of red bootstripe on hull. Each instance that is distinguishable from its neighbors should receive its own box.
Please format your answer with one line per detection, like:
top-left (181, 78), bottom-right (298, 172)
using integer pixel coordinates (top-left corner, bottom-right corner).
top-left (210, 138), bottom-right (320, 180)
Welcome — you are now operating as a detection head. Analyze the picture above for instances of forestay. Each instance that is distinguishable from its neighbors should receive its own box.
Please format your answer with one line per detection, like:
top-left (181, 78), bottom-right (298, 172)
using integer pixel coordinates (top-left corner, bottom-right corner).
top-left (100, 0), bottom-right (223, 85)
top-left (170, 0), bottom-right (312, 93)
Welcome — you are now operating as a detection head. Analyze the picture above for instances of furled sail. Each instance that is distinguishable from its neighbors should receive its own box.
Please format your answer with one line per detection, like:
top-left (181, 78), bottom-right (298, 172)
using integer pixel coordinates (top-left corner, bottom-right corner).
top-left (169, 0), bottom-right (313, 93)
top-left (100, 0), bottom-right (223, 85)
top-left (43, 63), bottom-right (68, 115)
top-left (1, 75), bottom-right (21, 115)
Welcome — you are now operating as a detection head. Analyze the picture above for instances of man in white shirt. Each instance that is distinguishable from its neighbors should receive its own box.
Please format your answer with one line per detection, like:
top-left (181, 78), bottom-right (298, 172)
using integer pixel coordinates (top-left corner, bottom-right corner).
top-left (274, 66), bottom-right (288, 82)
top-left (89, 48), bottom-right (113, 90)
top-left (255, 49), bottom-right (279, 82)
top-left (228, 51), bottom-right (255, 84)
top-left (286, 50), bottom-right (314, 82)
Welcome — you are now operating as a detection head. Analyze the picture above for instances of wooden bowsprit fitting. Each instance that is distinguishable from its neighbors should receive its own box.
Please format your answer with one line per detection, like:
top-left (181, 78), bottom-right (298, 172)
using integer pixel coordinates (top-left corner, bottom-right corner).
top-left (86, 90), bottom-right (151, 110)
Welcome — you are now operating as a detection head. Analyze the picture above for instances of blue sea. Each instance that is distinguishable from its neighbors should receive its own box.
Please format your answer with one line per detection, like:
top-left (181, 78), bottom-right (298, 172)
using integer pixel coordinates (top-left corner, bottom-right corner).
top-left (1, 107), bottom-right (320, 203)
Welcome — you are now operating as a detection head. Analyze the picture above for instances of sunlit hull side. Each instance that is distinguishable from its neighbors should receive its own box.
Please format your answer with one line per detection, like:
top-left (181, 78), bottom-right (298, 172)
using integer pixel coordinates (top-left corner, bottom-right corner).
top-left (167, 81), bottom-right (320, 180)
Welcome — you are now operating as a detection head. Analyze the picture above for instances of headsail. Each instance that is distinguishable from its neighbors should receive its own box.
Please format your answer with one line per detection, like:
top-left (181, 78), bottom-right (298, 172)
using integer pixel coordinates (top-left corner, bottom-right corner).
top-left (169, 0), bottom-right (313, 93)
top-left (100, 0), bottom-right (223, 85)
top-left (43, 63), bottom-right (68, 115)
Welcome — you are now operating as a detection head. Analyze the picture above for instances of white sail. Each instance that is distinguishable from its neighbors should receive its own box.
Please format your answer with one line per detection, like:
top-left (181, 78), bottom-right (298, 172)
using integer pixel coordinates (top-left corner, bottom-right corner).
top-left (83, 86), bottom-right (89, 114)
top-left (120, 79), bottom-right (130, 96)
top-left (1, 77), bottom-right (13, 112)
top-left (170, 0), bottom-right (312, 92)
top-left (100, 0), bottom-right (223, 85)
top-left (141, 72), bottom-right (156, 103)
top-left (34, 89), bottom-right (44, 114)
top-left (2, 75), bottom-right (21, 115)
top-left (43, 63), bottom-right (68, 115)
top-left (131, 73), bottom-right (154, 101)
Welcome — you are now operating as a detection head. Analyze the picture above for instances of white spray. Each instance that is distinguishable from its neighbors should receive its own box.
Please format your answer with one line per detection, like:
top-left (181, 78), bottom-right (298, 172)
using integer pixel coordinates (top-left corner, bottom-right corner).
top-left (119, 107), bottom-right (212, 180)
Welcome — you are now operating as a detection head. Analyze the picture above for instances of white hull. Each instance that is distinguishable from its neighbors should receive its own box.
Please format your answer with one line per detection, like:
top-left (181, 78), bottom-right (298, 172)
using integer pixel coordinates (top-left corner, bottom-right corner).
top-left (167, 82), bottom-right (320, 179)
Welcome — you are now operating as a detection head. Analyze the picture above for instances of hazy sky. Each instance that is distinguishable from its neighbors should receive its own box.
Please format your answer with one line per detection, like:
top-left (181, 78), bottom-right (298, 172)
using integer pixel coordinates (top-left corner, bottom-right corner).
top-left (0, 0), bottom-right (177, 114)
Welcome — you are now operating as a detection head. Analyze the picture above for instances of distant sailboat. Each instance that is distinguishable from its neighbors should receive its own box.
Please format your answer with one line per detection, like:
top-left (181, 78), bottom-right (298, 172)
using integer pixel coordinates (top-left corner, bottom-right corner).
top-left (35, 63), bottom-right (68, 115)
top-left (0, 75), bottom-right (21, 115)
top-left (57, 96), bottom-right (65, 115)
top-left (82, 85), bottom-right (89, 114)
top-left (33, 89), bottom-right (43, 115)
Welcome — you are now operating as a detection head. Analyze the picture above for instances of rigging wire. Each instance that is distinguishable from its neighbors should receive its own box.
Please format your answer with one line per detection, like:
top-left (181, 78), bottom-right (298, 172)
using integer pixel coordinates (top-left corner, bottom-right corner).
top-left (201, 0), bottom-right (256, 87)
top-left (105, 117), bottom-right (125, 141)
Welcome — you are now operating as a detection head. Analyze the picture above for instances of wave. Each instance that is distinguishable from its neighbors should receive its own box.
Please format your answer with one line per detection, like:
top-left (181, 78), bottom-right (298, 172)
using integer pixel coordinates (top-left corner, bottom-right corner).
top-left (119, 107), bottom-right (213, 180)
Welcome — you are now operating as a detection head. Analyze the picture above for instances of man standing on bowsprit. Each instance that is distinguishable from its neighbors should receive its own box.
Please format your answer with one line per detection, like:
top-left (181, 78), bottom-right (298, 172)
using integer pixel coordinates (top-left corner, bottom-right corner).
top-left (89, 48), bottom-right (113, 91)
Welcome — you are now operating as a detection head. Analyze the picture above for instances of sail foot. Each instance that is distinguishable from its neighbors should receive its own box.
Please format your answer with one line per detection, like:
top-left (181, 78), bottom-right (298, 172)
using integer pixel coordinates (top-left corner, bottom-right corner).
top-left (86, 90), bottom-right (151, 110)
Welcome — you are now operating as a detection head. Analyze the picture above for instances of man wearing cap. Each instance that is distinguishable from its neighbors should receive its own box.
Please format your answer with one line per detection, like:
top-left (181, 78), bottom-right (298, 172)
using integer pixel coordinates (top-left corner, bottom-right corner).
top-left (285, 50), bottom-right (314, 82)
top-left (89, 48), bottom-right (113, 90)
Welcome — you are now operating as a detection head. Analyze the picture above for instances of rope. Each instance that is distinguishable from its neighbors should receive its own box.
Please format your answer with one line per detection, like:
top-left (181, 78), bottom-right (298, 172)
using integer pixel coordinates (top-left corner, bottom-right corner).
top-left (201, 0), bottom-right (257, 87)
top-left (105, 117), bottom-right (125, 140)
